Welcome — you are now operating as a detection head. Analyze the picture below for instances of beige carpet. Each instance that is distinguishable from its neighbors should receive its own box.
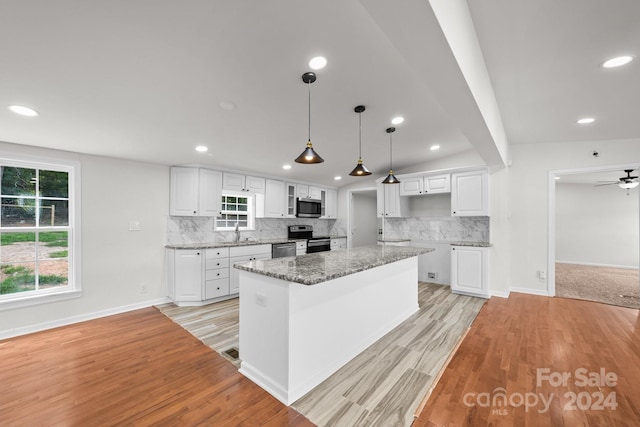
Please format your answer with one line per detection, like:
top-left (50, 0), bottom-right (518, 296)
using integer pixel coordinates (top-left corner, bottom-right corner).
top-left (556, 263), bottom-right (640, 310)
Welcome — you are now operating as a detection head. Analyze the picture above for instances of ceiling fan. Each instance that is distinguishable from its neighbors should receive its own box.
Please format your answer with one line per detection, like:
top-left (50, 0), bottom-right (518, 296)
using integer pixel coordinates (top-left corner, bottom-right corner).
top-left (595, 169), bottom-right (639, 195)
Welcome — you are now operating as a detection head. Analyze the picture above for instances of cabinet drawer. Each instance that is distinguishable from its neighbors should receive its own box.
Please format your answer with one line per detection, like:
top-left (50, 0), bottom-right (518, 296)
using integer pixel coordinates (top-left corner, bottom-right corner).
top-left (206, 247), bottom-right (230, 259)
top-left (229, 244), bottom-right (272, 257)
top-left (206, 267), bottom-right (229, 280)
top-left (206, 257), bottom-right (229, 270)
top-left (205, 278), bottom-right (230, 299)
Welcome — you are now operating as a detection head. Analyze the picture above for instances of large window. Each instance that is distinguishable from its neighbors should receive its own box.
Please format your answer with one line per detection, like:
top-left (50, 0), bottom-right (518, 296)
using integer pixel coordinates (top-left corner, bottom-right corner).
top-left (0, 157), bottom-right (80, 309)
top-left (215, 194), bottom-right (254, 230)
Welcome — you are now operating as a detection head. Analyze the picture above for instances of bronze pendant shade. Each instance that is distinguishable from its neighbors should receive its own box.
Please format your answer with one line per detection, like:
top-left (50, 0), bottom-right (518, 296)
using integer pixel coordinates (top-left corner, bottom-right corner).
top-left (381, 127), bottom-right (400, 184)
top-left (295, 72), bottom-right (324, 164)
top-left (348, 105), bottom-right (372, 176)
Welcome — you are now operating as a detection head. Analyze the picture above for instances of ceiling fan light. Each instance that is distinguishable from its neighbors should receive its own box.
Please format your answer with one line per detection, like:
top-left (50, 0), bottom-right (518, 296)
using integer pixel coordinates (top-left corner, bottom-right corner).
top-left (349, 159), bottom-right (372, 176)
top-left (295, 140), bottom-right (324, 163)
top-left (619, 181), bottom-right (639, 189)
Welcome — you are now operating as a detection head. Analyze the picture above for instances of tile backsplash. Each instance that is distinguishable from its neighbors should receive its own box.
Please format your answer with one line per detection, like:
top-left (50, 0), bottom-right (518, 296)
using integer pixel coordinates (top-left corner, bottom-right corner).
top-left (166, 217), bottom-right (342, 245)
top-left (383, 216), bottom-right (489, 242)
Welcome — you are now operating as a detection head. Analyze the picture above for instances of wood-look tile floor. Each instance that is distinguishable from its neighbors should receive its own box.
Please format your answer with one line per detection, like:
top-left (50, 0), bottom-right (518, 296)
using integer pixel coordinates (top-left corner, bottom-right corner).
top-left (292, 283), bottom-right (486, 427)
top-left (157, 297), bottom-right (240, 366)
top-left (158, 283), bottom-right (486, 427)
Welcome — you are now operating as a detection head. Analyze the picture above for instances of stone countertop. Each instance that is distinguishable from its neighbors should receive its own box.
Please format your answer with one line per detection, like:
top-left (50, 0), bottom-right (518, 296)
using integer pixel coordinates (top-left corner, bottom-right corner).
top-left (165, 238), bottom-right (304, 249)
top-left (377, 238), bottom-right (411, 243)
top-left (166, 236), bottom-right (349, 250)
top-left (234, 245), bottom-right (434, 286)
top-left (449, 241), bottom-right (491, 247)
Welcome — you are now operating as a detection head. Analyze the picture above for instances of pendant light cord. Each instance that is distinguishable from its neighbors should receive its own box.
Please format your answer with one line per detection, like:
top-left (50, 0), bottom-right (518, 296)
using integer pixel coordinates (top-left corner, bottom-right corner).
top-left (389, 133), bottom-right (393, 170)
top-left (307, 81), bottom-right (311, 142)
top-left (358, 112), bottom-right (362, 159)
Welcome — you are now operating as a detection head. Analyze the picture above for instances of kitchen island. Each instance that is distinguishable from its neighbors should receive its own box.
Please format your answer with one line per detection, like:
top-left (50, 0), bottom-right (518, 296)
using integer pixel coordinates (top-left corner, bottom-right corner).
top-left (234, 245), bottom-right (433, 405)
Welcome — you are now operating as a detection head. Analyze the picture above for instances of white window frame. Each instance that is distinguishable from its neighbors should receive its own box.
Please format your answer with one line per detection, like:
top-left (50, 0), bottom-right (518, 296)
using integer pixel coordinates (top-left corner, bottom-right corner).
top-left (0, 154), bottom-right (81, 311)
top-left (215, 192), bottom-right (255, 231)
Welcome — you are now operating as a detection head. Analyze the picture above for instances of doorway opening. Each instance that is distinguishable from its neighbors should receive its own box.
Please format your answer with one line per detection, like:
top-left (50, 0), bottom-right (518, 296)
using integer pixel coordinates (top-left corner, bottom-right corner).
top-left (548, 164), bottom-right (640, 309)
top-left (347, 188), bottom-right (379, 248)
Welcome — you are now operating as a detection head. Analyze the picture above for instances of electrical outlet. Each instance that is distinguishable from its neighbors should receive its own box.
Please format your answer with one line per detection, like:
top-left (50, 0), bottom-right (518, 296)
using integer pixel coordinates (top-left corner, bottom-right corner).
top-left (128, 220), bottom-right (141, 231)
top-left (538, 270), bottom-right (546, 281)
top-left (140, 282), bottom-right (148, 294)
top-left (255, 293), bottom-right (267, 307)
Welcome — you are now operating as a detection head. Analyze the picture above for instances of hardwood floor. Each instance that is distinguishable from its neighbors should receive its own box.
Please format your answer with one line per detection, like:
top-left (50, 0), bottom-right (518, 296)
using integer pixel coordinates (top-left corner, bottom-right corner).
top-left (0, 307), bottom-right (312, 426)
top-left (414, 293), bottom-right (640, 426)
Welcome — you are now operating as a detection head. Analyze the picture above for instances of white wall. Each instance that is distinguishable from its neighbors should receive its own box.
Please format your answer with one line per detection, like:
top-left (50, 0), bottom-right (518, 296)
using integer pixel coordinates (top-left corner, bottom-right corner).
top-left (556, 182), bottom-right (639, 268)
top-left (1, 141), bottom-right (169, 338)
top-left (352, 192), bottom-right (378, 247)
top-left (508, 138), bottom-right (640, 294)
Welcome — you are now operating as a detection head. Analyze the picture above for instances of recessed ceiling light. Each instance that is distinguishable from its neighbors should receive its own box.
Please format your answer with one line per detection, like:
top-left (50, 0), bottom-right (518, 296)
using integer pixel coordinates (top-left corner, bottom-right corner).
top-left (9, 105), bottom-right (39, 117)
top-left (555, 176), bottom-right (560, 180)
top-left (195, 146), bottom-right (208, 152)
top-left (219, 100), bottom-right (236, 111)
top-left (391, 116), bottom-right (404, 125)
top-left (577, 117), bottom-right (595, 124)
top-left (309, 56), bottom-right (327, 70)
top-left (282, 164), bottom-right (292, 170)
top-left (334, 176), bottom-right (342, 181)
top-left (430, 144), bottom-right (440, 151)
top-left (602, 55), bottom-right (634, 68)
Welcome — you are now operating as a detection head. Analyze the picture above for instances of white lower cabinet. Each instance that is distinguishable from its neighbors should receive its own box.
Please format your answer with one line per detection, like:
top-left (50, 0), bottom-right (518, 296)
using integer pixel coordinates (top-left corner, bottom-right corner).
top-left (167, 247), bottom-right (232, 306)
top-left (450, 246), bottom-right (489, 298)
top-left (229, 244), bottom-right (272, 294)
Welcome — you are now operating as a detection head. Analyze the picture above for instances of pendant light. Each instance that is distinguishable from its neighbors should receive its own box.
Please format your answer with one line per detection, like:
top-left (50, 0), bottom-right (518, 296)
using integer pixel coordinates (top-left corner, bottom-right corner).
top-left (295, 72), bottom-right (324, 164)
top-left (349, 105), bottom-right (372, 176)
top-left (381, 127), bottom-right (400, 184)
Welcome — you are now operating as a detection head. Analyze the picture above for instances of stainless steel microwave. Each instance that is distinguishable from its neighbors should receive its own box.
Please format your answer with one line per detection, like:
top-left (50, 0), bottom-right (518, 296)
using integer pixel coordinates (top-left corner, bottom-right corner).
top-left (296, 198), bottom-right (322, 218)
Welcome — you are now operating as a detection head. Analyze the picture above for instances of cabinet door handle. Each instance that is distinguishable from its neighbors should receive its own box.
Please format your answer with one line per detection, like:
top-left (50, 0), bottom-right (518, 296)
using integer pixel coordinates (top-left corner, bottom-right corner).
top-left (216, 262), bottom-right (220, 266)
top-left (216, 273), bottom-right (220, 276)
top-left (216, 287), bottom-right (220, 290)
top-left (196, 252), bottom-right (200, 255)
top-left (217, 252), bottom-right (220, 255)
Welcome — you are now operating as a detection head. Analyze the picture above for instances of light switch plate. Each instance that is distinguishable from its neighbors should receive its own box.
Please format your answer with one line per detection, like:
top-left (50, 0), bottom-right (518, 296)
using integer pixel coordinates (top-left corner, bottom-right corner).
top-left (128, 220), bottom-right (141, 231)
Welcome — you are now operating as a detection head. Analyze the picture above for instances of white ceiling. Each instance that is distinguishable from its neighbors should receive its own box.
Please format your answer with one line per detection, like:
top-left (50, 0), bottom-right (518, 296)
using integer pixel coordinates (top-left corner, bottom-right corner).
top-left (1, 1), bottom-right (638, 187)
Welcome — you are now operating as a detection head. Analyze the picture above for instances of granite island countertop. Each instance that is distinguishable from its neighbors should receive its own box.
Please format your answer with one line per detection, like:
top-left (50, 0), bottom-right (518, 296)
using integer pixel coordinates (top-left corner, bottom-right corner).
top-left (234, 245), bottom-right (434, 285)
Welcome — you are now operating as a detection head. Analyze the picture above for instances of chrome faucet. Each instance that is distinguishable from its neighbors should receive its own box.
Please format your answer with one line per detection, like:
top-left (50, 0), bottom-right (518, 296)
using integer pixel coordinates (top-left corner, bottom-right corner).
top-left (234, 222), bottom-right (240, 243)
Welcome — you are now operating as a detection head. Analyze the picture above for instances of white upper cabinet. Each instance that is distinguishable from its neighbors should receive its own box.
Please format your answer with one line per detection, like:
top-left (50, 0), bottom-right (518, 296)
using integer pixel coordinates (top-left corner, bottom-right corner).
top-left (399, 178), bottom-right (423, 196)
top-left (223, 172), bottom-right (265, 193)
top-left (325, 189), bottom-right (338, 218)
top-left (198, 169), bottom-right (223, 216)
top-left (377, 183), bottom-right (404, 218)
top-left (264, 179), bottom-right (286, 218)
top-left (399, 174), bottom-right (450, 196)
top-left (170, 167), bottom-right (222, 216)
top-left (424, 174), bottom-right (451, 194)
top-left (286, 183), bottom-right (297, 217)
top-left (451, 170), bottom-right (489, 216)
top-left (297, 184), bottom-right (322, 200)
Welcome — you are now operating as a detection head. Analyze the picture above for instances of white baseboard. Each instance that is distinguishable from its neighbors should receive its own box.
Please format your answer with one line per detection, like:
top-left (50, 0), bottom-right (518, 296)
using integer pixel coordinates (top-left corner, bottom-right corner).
top-left (510, 286), bottom-right (550, 297)
top-left (556, 261), bottom-right (639, 270)
top-left (490, 289), bottom-right (510, 298)
top-left (0, 297), bottom-right (171, 340)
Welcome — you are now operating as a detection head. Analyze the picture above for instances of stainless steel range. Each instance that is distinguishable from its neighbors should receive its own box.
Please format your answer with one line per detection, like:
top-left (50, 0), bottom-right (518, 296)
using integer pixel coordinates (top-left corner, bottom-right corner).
top-left (287, 225), bottom-right (331, 253)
